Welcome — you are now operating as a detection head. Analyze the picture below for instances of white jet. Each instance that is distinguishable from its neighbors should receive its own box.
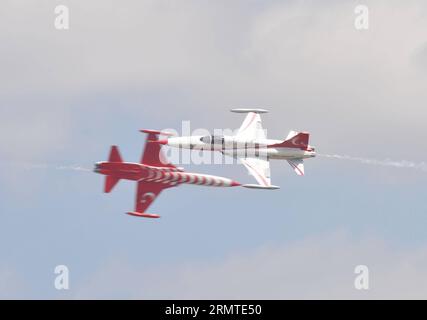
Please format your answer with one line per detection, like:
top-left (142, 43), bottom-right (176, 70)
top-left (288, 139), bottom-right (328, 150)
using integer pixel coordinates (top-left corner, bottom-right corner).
top-left (152, 109), bottom-right (316, 189)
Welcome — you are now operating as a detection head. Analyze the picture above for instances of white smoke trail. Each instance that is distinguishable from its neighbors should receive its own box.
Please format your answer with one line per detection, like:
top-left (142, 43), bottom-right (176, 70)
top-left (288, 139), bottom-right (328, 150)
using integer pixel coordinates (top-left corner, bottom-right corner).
top-left (318, 154), bottom-right (427, 172)
top-left (54, 165), bottom-right (91, 172)
top-left (3, 162), bottom-right (92, 172)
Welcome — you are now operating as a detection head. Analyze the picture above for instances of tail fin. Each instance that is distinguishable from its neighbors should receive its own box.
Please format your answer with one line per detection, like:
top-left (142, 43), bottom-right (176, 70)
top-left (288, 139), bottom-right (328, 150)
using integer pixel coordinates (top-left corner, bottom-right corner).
top-left (104, 146), bottom-right (123, 193)
top-left (269, 131), bottom-right (309, 149)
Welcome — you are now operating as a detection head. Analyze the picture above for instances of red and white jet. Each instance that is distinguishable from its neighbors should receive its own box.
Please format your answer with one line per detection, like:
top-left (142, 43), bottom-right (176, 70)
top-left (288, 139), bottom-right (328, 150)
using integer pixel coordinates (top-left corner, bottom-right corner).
top-left (154, 109), bottom-right (316, 189)
top-left (94, 129), bottom-right (241, 218)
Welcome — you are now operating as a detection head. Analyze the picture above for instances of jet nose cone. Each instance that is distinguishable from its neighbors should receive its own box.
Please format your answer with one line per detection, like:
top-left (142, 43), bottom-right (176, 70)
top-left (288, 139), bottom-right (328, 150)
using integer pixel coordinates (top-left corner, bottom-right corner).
top-left (231, 181), bottom-right (241, 187)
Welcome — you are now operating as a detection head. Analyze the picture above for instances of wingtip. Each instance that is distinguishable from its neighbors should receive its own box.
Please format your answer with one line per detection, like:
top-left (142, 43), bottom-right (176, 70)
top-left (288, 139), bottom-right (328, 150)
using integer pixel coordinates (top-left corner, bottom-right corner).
top-left (126, 212), bottom-right (161, 218)
top-left (242, 184), bottom-right (280, 190)
top-left (140, 129), bottom-right (175, 136)
top-left (230, 108), bottom-right (269, 114)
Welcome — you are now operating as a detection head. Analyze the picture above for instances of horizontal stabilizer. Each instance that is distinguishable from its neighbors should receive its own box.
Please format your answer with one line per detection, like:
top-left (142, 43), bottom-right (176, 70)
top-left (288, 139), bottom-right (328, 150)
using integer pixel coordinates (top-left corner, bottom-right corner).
top-left (105, 176), bottom-right (120, 193)
top-left (287, 159), bottom-right (305, 176)
top-left (242, 184), bottom-right (280, 190)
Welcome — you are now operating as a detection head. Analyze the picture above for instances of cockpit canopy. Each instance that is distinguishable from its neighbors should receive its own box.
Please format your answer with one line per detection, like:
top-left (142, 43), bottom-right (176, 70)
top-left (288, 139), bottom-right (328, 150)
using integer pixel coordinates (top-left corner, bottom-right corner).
top-left (200, 135), bottom-right (224, 145)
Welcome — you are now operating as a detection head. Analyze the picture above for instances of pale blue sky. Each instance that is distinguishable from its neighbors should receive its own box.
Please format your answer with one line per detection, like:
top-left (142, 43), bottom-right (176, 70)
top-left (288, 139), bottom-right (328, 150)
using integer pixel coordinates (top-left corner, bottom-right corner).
top-left (1, 0), bottom-right (427, 298)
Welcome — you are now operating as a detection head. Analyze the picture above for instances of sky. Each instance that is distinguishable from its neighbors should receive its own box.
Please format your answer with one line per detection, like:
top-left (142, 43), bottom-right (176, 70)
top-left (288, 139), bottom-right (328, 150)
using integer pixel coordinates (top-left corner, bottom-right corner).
top-left (1, 0), bottom-right (427, 299)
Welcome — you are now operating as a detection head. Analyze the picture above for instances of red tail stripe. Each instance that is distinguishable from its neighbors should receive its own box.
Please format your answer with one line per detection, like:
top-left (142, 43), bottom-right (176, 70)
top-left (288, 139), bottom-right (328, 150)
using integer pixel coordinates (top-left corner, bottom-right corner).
top-left (268, 132), bottom-right (309, 150)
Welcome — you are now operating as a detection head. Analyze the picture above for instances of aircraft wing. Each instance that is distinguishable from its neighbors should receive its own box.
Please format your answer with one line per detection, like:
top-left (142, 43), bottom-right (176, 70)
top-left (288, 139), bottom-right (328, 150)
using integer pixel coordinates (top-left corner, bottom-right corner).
top-left (239, 157), bottom-right (272, 187)
top-left (140, 131), bottom-right (175, 168)
top-left (236, 112), bottom-right (266, 142)
top-left (127, 181), bottom-right (166, 218)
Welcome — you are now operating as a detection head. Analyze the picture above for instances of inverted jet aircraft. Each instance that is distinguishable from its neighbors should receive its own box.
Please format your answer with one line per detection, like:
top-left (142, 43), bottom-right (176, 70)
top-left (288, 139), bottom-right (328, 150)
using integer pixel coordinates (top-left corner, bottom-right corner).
top-left (152, 109), bottom-right (316, 189)
top-left (94, 129), bottom-right (241, 218)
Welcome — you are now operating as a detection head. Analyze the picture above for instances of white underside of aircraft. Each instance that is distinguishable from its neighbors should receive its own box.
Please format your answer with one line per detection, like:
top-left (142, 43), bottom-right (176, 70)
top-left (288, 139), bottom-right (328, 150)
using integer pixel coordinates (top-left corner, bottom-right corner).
top-left (154, 109), bottom-right (316, 189)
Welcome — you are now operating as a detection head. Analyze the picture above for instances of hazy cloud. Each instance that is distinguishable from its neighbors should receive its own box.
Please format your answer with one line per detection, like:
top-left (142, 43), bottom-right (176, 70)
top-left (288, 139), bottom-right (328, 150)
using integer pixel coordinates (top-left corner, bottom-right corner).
top-left (2, 0), bottom-right (427, 299)
top-left (2, 0), bottom-right (427, 161)
top-left (74, 231), bottom-right (427, 299)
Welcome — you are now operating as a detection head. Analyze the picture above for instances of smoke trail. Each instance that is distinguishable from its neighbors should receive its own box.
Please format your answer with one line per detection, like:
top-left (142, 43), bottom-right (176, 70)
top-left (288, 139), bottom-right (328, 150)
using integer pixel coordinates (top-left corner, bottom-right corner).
top-left (318, 154), bottom-right (427, 172)
top-left (4, 162), bottom-right (92, 172)
top-left (54, 165), bottom-right (91, 172)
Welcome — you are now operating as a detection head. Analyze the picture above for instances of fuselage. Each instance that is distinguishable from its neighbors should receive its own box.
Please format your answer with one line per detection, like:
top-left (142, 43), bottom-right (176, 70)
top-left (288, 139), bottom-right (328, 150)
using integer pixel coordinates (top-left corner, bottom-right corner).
top-left (94, 162), bottom-right (240, 187)
top-left (158, 135), bottom-right (316, 160)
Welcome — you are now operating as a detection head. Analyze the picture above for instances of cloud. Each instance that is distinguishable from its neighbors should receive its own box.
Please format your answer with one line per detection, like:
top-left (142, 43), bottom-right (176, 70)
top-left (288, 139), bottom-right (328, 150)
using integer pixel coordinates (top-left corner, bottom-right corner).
top-left (2, 0), bottom-right (427, 162)
top-left (2, 0), bottom-right (427, 300)
top-left (73, 232), bottom-right (427, 299)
